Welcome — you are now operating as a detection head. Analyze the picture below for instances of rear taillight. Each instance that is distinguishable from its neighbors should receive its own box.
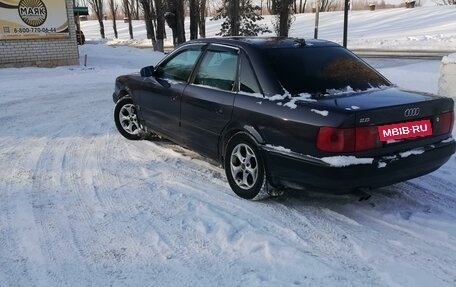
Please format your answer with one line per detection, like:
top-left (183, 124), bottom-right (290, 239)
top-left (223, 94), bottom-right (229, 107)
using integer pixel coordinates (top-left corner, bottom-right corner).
top-left (434, 111), bottom-right (454, 135)
top-left (356, 126), bottom-right (381, 151)
top-left (317, 126), bottom-right (380, 153)
top-left (317, 127), bottom-right (355, 152)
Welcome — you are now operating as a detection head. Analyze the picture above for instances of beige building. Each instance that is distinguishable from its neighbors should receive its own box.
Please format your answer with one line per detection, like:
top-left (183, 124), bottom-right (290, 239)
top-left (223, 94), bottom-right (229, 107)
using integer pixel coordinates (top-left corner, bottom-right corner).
top-left (0, 0), bottom-right (79, 67)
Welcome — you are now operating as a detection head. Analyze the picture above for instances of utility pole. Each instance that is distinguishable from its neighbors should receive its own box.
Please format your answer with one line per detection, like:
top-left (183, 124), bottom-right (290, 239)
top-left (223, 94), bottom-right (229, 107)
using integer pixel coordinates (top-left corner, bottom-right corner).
top-left (314, 0), bottom-right (320, 39)
top-left (343, 0), bottom-right (349, 47)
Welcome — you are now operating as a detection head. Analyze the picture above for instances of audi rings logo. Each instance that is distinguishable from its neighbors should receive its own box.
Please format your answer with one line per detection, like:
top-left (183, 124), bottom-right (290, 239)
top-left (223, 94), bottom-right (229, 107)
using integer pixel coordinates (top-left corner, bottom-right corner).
top-left (18, 0), bottom-right (47, 27)
top-left (404, 107), bottom-right (420, 117)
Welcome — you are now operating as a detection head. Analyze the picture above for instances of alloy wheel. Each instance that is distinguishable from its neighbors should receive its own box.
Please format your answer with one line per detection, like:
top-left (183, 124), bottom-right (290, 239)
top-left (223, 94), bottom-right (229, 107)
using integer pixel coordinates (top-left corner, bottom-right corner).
top-left (119, 104), bottom-right (140, 135)
top-left (230, 143), bottom-right (259, 190)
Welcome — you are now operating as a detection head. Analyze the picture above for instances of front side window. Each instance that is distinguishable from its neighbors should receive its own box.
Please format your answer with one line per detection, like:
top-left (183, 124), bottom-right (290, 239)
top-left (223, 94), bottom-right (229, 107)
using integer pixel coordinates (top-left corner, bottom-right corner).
top-left (156, 45), bottom-right (203, 82)
top-left (194, 49), bottom-right (238, 91)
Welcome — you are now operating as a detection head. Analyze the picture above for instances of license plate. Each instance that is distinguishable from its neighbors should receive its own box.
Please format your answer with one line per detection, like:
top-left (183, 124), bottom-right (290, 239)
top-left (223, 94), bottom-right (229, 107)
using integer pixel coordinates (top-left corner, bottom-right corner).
top-left (378, 119), bottom-right (433, 141)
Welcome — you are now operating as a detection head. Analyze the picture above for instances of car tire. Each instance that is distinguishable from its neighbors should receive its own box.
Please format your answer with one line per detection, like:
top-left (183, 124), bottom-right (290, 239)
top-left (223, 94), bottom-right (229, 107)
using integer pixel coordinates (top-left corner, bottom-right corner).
top-left (224, 133), bottom-right (268, 199)
top-left (114, 98), bottom-right (145, 140)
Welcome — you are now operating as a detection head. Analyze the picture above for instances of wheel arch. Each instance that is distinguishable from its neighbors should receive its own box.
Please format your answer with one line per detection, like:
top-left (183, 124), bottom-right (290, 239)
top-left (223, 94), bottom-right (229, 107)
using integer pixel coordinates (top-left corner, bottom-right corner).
top-left (115, 86), bottom-right (134, 103)
top-left (219, 124), bottom-right (265, 163)
top-left (117, 89), bottom-right (129, 100)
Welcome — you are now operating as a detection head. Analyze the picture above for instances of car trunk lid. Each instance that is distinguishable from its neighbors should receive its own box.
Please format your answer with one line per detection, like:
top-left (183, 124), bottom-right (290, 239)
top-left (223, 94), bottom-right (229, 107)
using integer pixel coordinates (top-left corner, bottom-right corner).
top-left (312, 87), bottom-right (454, 154)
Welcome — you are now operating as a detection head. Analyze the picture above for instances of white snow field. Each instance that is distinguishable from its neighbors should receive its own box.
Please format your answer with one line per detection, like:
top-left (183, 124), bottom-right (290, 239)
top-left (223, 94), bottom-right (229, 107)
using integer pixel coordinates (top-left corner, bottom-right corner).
top-left (80, 5), bottom-right (456, 51)
top-left (0, 42), bottom-right (455, 287)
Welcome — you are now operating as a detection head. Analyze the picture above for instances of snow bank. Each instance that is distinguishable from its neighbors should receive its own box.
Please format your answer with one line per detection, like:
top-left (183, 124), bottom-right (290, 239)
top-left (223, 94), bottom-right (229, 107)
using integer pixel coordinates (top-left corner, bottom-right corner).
top-left (438, 53), bottom-right (456, 99)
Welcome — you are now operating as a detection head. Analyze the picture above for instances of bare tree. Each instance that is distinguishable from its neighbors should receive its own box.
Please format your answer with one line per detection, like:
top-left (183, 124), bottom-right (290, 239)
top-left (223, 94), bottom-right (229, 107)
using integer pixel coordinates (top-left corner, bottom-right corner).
top-left (298, 0), bottom-right (307, 13)
top-left (165, 0), bottom-right (186, 46)
top-left (108, 0), bottom-right (119, 38)
top-left (267, 0), bottom-right (272, 13)
top-left (189, 0), bottom-right (199, 39)
top-left (123, 0), bottom-right (134, 39)
top-left (129, 0), bottom-right (139, 19)
top-left (154, 0), bottom-right (165, 51)
top-left (175, 0), bottom-right (186, 44)
top-left (136, 0), bottom-right (140, 19)
top-left (198, 0), bottom-right (207, 38)
top-left (140, 0), bottom-right (156, 45)
top-left (320, 0), bottom-right (337, 11)
top-left (230, 0), bottom-right (240, 36)
top-left (88, 0), bottom-right (105, 38)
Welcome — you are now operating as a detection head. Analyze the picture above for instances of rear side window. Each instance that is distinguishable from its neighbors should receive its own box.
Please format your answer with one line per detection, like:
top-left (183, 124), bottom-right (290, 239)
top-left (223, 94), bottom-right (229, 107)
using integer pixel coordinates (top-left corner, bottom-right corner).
top-left (239, 53), bottom-right (261, 94)
top-left (194, 49), bottom-right (238, 91)
top-left (156, 45), bottom-right (202, 82)
top-left (265, 46), bottom-right (391, 95)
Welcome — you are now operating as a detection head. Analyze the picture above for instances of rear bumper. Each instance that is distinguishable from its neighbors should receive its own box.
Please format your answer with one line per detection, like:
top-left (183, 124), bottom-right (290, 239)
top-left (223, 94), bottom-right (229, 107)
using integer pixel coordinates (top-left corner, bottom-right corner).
top-left (262, 138), bottom-right (455, 193)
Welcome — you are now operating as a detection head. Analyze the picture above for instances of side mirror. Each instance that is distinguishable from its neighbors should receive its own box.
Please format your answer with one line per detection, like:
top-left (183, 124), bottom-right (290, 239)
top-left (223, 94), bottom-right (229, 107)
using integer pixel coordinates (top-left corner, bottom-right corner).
top-left (140, 66), bottom-right (155, 77)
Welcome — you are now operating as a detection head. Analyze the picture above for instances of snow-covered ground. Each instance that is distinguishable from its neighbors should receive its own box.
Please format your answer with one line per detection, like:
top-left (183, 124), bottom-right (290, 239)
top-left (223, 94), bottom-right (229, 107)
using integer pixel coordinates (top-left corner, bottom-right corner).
top-left (1, 6), bottom-right (456, 285)
top-left (0, 42), bottom-right (455, 286)
top-left (81, 5), bottom-right (456, 51)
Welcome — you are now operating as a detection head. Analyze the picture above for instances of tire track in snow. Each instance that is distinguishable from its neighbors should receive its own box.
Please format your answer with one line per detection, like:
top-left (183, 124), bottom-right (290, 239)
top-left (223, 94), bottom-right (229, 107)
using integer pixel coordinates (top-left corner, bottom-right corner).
top-left (0, 153), bottom-right (32, 286)
top-left (267, 195), bottom-right (386, 286)
top-left (115, 140), bottom-right (332, 283)
top-left (53, 131), bottom-right (162, 282)
top-left (29, 137), bottom-right (93, 286)
top-left (261, 184), bottom-right (456, 287)
top-left (121, 139), bottom-right (387, 285)
top-left (344, 183), bottom-right (456, 286)
top-left (88, 135), bottom-right (173, 266)
top-left (0, 138), bottom-right (54, 287)
top-left (121, 140), bottom-right (231, 283)
top-left (348, 207), bottom-right (456, 286)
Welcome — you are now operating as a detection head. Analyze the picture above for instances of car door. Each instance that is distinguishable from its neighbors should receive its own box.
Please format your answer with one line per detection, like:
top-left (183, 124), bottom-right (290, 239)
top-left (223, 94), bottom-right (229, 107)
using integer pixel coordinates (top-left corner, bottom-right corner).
top-left (180, 44), bottom-right (239, 159)
top-left (135, 44), bottom-right (204, 141)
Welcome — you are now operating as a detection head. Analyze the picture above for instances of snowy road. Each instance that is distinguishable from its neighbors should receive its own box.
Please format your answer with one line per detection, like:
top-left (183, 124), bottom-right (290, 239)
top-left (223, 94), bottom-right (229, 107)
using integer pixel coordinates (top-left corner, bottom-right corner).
top-left (0, 45), bottom-right (455, 286)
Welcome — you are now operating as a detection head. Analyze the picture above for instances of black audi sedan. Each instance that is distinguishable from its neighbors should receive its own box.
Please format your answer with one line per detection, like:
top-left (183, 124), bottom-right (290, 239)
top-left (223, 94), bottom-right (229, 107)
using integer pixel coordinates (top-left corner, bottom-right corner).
top-left (112, 37), bottom-right (455, 199)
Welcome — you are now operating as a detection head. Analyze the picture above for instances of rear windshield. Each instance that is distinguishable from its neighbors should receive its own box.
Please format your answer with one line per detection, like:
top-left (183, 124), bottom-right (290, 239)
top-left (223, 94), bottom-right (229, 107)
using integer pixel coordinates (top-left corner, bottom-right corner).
top-left (265, 46), bottom-right (391, 95)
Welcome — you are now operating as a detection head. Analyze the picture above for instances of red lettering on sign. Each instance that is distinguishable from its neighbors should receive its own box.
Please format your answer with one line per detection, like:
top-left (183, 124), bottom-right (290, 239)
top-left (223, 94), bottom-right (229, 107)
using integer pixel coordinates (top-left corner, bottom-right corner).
top-left (378, 119), bottom-right (433, 141)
